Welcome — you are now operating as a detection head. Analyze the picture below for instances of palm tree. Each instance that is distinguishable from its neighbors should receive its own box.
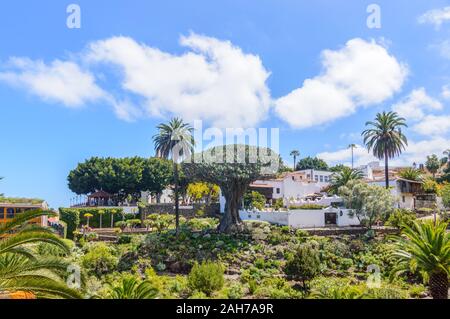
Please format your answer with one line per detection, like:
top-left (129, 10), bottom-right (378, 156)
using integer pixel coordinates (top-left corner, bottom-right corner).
top-left (362, 111), bottom-right (408, 189)
top-left (290, 150), bottom-right (300, 171)
top-left (399, 167), bottom-right (423, 182)
top-left (348, 144), bottom-right (356, 169)
top-left (110, 209), bottom-right (117, 228)
top-left (328, 167), bottom-right (364, 194)
top-left (426, 154), bottom-right (440, 179)
top-left (106, 276), bottom-right (158, 299)
top-left (444, 149), bottom-right (450, 165)
top-left (0, 210), bottom-right (82, 299)
top-left (153, 118), bottom-right (194, 235)
top-left (391, 220), bottom-right (449, 299)
top-left (84, 213), bottom-right (93, 228)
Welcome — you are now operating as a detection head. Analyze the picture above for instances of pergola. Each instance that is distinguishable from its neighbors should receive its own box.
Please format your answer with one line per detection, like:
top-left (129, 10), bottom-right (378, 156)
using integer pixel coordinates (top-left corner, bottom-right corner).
top-left (87, 190), bottom-right (113, 207)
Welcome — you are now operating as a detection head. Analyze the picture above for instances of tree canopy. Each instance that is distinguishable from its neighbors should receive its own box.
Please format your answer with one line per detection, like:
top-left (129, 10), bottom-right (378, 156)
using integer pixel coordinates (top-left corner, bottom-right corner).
top-left (182, 144), bottom-right (279, 233)
top-left (295, 156), bottom-right (329, 171)
top-left (68, 157), bottom-right (173, 200)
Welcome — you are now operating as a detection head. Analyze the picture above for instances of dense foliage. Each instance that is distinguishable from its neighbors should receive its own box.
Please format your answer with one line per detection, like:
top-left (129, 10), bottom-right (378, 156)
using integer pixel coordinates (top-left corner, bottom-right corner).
top-left (67, 157), bottom-right (173, 201)
top-left (295, 156), bottom-right (329, 171)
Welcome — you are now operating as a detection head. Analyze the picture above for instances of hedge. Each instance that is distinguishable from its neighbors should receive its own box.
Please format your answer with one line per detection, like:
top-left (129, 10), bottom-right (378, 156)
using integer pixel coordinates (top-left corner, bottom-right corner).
top-left (58, 207), bottom-right (138, 236)
top-left (59, 208), bottom-right (80, 239)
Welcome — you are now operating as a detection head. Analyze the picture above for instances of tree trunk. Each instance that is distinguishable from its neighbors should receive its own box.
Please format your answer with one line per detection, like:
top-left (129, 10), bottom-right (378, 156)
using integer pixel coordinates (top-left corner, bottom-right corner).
top-left (218, 187), bottom-right (244, 233)
top-left (293, 156), bottom-right (297, 171)
top-left (384, 150), bottom-right (389, 189)
top-left (99, 215), bottom-right (102, 229)
top-left (111, 214), bottom-right (114, 228)
top-left (429, 271), bottom-right (448, 299)
top-left (174, 162), bottom-right (180, 235)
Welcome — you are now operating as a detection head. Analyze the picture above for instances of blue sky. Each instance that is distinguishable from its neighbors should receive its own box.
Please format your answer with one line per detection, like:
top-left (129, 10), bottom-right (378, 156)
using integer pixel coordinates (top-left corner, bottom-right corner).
top-left (1, 0), bottom-right (450, 208)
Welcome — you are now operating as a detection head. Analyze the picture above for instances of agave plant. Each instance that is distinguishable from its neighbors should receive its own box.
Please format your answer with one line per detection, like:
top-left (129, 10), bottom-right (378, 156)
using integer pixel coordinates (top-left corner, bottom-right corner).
top-left (0, 210), bottom-right (82, 299)
top-left (391, 220), bottom-right (450, 299)
top-left (106, 276), bottom-right (158, 299)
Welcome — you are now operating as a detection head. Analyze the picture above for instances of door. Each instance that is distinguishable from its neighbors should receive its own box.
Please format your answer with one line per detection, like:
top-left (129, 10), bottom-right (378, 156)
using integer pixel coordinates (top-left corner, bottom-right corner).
top-left (325, 212), bottom-right (337, 226)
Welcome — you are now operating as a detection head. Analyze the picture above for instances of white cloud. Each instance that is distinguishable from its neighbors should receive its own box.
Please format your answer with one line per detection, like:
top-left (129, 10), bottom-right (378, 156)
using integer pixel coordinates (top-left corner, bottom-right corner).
top-left (442, 85), bottom-right (450, 99)
top-left (392, 88), bottom-right (442, 121)
top-left (0, 57), bottom-right (105, 107)
top-left (418, 6), bottom-right (450, 29)
top-left (317, 145), bottom-right (378, 167)
top-left (412, 114), bottom-right (450, 136)
top-left (275, 38), bottom-right (407, 129)
top-left (85, 34), bottom-right (271, 127)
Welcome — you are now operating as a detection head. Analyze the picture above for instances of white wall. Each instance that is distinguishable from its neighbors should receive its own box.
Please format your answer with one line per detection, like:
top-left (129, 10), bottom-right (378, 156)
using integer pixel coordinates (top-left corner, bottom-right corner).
top-left (239, 210), bottom-right (289, 225)
top-left (239, 208), bottom-right (360, 229)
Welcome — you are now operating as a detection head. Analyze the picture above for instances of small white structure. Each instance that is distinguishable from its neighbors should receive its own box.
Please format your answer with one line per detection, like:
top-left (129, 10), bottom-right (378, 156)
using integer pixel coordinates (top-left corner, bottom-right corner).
top-left (366, 178), bottom-right (423, 210)
top-left (239, 208), bottom-right (360, 229)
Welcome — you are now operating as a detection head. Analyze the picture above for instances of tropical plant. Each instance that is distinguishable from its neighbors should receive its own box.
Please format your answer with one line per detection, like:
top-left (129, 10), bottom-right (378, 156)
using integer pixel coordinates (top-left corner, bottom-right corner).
top-left (186, 182), bottom-right (220, 204)
top-left (153, 118), bottom-right (194, 235)
top-left (328, 167), bottom-right (363, 195)
top-left (362, 111), bottom-right (408, 188)
top-left (399, 167), bottom-right (423, 182)
top-left (422, 178), bottom-right (439, 194)
top-left (426, 154), bottom-right (441, 178)
top-left (391, 220), bottom-right (450, 299)
top-left (441, 184), bottom-right (450, 209)
top-left (0, 210), bottom-right (82, 299)
top-left (290, 150), bottom-right (300, 171)
top-left (106, 276), bottom-right (158, 299)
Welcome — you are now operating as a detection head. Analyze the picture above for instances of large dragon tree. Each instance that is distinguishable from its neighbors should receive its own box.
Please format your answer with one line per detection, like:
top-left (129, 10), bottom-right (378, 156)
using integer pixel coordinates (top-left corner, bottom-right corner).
top-left (183, 144), bottom-right (279, 233)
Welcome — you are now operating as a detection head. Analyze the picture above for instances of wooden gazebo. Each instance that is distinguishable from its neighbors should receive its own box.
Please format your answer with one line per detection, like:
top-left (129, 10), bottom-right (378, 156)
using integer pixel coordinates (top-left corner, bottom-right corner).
top-left (87, 190), bottom-right (112, 207)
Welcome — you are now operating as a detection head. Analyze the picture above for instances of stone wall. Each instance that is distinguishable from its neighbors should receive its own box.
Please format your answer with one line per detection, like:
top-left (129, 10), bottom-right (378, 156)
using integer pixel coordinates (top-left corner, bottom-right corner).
top-left (140, 203), bottom-right (220, 220)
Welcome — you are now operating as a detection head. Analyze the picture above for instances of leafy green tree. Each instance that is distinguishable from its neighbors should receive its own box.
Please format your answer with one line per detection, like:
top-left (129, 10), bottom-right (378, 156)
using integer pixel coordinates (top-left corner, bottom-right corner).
top-left (441, 184), bottom-right (450, 209)
top-left (0, 210), bottom-right (82, 299)
top-left (106, 276), bottom-right (158, 299)
top-left (339, 180), bottom-right (394, 229)
top-left (285, 243), bottom-right (321, 291)
top-left (426, 154), bottom-right (440, 178)
top-left (328, 167), bottom-right (363, 195)
top-left (67, 157), bottom-right (173, 202)
top-left (183, 144), bottom-right (279, 233)
top-left (399, 167), bottom-right (423, 181)
top-left (329, 164), bottom-right (347, 172)
top-left (290, 150), bottom-right (300, 171)
top-left (391, 220), bottom-right (450, 299)
top-left (153, 118), bottom-right (194, 235)
top-left (295, 156), bottom-right (329, 171)
top-left (243, 191), bottom-right (266, 210)
top-left (187, 182), bottom-right (220, 204)
top-left (362, 111), bottom-right (408, 189)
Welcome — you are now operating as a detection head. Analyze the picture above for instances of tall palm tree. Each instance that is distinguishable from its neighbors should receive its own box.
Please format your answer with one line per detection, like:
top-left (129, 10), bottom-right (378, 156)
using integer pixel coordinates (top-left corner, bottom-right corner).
top-left (0, 210), bottom-right (82, 299)
top-left (362, 111), bottom-right (408, 189)
top-left (153, 118), bottom-right (194, 235)
top-left (348, 144), bottom-right (356, 169)
top-left (328, 167), bottom-right (364, 195)
top-left (391, 220), bottom-right (450, 299)
top-left (290, 150), bottom-right (300, 171)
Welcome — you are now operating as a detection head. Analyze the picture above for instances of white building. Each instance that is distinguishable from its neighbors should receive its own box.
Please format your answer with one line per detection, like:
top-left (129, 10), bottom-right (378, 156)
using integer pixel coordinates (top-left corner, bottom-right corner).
top-left (239, 207), bottom-right (360, 228)
top-left (250, 170), bottom-right (333, 202)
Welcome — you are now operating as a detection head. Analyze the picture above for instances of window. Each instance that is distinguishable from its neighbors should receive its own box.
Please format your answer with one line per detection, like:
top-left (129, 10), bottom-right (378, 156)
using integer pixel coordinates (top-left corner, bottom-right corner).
top-left (402, 196), bottom-right (405, 203)
top-left (6, 208), bottom-right (14, 219)
top-left (315, 175), bottom-right (319, 181)
top-left (320, 176), bottom-right (324, 182)
top-left (307, 174), bottom-right (310, 179)
top-left (292, 176), bottom-right (295, 181)
top-left (0, 207), bottom-right (4, 219)
top-left (276, 188), bottom-right (281, 194)
top-left (324, 176), bottom-right (329, 182)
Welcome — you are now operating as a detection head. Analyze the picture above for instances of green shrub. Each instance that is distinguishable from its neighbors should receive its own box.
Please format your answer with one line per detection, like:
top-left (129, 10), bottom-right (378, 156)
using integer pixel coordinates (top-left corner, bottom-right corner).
top-left (59, 208), bottom-right (80, 239)
top-left (117, 234), bottom-right (132, 244)
top-left (145, 213), bottom-right (175, 233)
top-left (81, 242), bottom-right (118, 276)
top-left (273, 198), bottom-right (284, 211)
top-left (185, 218), bottom-right (219, 232)
top-left (188, 261), bottom-right (224, 296)
top-left (243, 191), bottom-right (266, 210)
top-left (285, 243), bottom-right (321, 290)
top-left (385, 209), bottom-right (416, 229)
